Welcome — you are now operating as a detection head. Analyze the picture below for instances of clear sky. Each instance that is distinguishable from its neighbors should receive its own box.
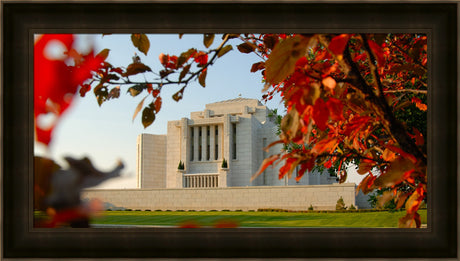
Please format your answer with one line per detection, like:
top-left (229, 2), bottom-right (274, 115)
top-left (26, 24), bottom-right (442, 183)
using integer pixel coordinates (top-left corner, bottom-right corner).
top-left (35, 34), bottom-right (363, 188)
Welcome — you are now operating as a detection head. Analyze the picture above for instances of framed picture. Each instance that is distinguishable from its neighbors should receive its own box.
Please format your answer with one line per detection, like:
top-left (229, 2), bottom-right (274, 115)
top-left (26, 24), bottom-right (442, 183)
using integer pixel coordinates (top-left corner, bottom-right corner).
top-left (2, 1), bottom-right (457, 259)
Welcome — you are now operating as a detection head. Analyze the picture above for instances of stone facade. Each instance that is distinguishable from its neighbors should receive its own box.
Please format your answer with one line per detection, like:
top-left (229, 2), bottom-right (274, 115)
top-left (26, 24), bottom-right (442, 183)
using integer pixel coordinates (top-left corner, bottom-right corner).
top-left (136, 98), bottom-right (338, 189)
top-left (83, 183), bottom-right (366, 211)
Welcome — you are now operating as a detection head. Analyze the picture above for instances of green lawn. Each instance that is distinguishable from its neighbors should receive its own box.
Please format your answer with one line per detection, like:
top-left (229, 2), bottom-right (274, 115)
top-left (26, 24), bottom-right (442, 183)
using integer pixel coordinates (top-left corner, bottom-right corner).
top-left (90, 209), bottom-right (427, 228)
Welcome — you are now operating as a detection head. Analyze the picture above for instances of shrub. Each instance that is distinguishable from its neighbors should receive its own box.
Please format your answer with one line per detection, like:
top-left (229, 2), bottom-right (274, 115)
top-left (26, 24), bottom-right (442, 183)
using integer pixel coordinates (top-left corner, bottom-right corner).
top-left (221, 158), bottom-right (228, 168)
top-left (336, 196), bottom-right (347, 211)
top-left (178, 160), bottom-right (185, 170)
top-left (349, 204), bottom-right (357, 210)
top-left (308, 205), bottom-right (314, 211)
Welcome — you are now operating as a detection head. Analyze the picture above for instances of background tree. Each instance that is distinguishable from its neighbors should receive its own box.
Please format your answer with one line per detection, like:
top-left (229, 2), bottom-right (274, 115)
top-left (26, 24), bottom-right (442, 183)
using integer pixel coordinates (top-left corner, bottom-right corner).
top-left (35, 33), bottom-right (427, 228)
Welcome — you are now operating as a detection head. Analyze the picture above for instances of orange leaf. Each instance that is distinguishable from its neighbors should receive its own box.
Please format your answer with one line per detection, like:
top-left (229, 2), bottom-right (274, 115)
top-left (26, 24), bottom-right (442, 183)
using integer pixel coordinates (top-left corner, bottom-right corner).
top-left (252, 154), bottom-right (280, 181)
top-left (386, 145), bottom-right (417, 164)
top-left (311, 137), bottom-right (338, 155)
top-left (322, 77), bottom-right (336, 92)
top-left (265, 35), bottom-right (311, 85)
top-left (382, 148), bottom-right (396, 162)
top-left (398, 212), bottom-right (421, 228)
top-left (374, 157), bottom-right (415, 188)
top-left (405, 187), bottom-right (424, 215)
top-left (357, 160), bottom-right (374, 175)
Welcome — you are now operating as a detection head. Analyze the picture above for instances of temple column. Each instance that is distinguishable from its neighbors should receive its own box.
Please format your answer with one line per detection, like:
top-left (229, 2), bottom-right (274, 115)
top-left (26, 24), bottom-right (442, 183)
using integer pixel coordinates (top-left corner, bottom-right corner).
top-left (210, 125), bottom-right (215, 161)
top-left (193, 126), bottom-right (199, 162)
top-left (201, 126), bottom-right (207, 161)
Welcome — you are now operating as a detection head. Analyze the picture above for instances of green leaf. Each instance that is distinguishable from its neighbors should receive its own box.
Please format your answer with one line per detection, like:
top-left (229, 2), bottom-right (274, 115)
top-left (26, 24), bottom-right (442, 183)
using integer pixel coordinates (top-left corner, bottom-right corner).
top-left (123, 62), bottom-right (152, 77)
top-left (131, 34), bottom-right (150, 55)
top-left (217, 45), bottom-right (233, 57)
top-left (132, 95), bottom-right (147, 122)
top-left (141, 105), bottom-right (155, 128)
top-left (179, 64), bottom-right (191, 83)
top-left (203, 34), bottom-right (215, 48)
top-left (127, 84), bottom-right (147, 97)
top-left (198, 69), bottom-right (207, 87)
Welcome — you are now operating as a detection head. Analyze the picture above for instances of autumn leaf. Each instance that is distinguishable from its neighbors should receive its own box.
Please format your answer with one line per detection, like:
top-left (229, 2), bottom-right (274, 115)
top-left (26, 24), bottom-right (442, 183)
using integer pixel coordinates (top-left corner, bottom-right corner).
top-left (252, 154), bottom-right (280, 181)
top-left (405, 184), bottom-right (425, 214)
top-left (203, 33), bottom-right (215, 48)
top-left (217, 45), bottom-right (233, 58)
top-left (312, 98), bottom-right (329, 131)
top-left (123, 62), bottom-right (152, 77)
top-left (250, 62), bottom-right (265, 73)
top-left (280, 109), bottom-right (300, 140)
top-left (357, 160), bottom-right (374, 175)
top-left (131, 34), bottom-right (150, 55)
top-left (398, 212), bottom-right (421, 228)
top-left (374, 157), bottom-right (415, 188)
top-left (265, 35), bottom-right (311, 85)
top-left (96, 48), bottom-right (110, 60)
top-left (142, 105), bottom-right (155, 128)
top-left (199, 69), bottom-right (207, 87)
top-left (328, 34), bottom-right (350, 56)
top-left (154, 96), bottom-right (162, 113)
top-left (108, 86), bottom-right (120, 99)
top-left (382, 148), bottom-right (397, 162)
top-left (357, 173), bottom-right (377, 194)
top-left (127, 84), bottom-right (147, 97)
top-left (377, 190), bottom-right (395, 209)
top-left (322, 77), bottom-right (337, 91)
top-left (179, 64), bottom-right (191, 83)
top-left (237, 42), bottom-right (256, 53)
top-left (177, 48), bottom-right (196, 68)
top-left (367, 39), bottom-right (385, 66)
top-left (132, 96), bottom-right (147, 122)
top-left (263, 34), bottom-right (279, 49)
top-left (172, 87), bottom-right (185, 102)
top-left (326, 98), bottom-right (344, 121)
top-left (311, 137), bottom-right (338, 155)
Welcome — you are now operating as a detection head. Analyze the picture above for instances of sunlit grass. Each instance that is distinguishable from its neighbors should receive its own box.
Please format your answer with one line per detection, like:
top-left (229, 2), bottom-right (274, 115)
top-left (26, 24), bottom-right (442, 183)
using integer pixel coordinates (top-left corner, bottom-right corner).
top-left (89, 209), bottom-right (428, 228)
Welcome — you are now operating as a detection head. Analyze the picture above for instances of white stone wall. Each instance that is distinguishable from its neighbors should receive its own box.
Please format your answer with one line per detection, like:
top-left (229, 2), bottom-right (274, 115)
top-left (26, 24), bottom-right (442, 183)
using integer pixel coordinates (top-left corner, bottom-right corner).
top-left (166, 121), bottom-right (181, 188)
top-left (83, 183), bottom-right (365, 211)
top-left (136, 134), bottom-right (167, 188)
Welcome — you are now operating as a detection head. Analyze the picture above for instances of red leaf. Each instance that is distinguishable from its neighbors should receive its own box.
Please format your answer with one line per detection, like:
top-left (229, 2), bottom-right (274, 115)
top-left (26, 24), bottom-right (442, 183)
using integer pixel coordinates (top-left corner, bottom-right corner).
top-left (312, 98), bottom-right (329, 131)
top-left (154, 97), bottom-right (162, 113)
top-left (326, 98), bottom-right (344, 121)
top-left (328, 34), bottom-right (350, 56)
top-left (194, 51), bottom-right (208, 66)
top-left (311, 137), bottom-right (338, 155)
top-left (368, 39), bottom-right (385, 66)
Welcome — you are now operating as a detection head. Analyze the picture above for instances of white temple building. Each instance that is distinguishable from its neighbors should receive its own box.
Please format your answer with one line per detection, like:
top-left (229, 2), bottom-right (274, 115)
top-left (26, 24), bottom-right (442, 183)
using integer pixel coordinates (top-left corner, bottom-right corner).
top-left (136, 98), bottom-right (338, 189)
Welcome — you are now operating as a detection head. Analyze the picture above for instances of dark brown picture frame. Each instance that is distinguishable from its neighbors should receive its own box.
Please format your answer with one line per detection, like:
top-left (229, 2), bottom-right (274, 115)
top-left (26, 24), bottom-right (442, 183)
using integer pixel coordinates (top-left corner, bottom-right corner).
top-left (2, 2), bottom-right (457, 259)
